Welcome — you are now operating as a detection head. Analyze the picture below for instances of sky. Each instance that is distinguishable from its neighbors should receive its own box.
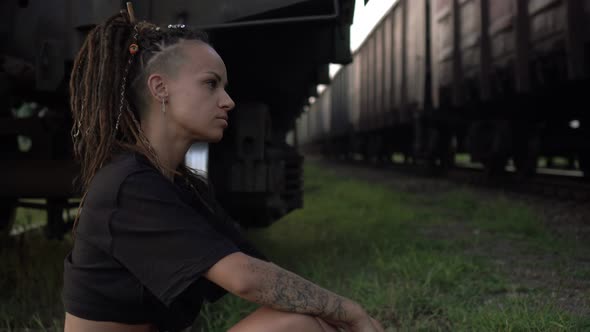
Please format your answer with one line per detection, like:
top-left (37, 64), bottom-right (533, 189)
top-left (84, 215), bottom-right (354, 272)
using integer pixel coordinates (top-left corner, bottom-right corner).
top-left (350, 0), bottom-right (399, 53)
top-left (326, 0), bottom-right (398, 85)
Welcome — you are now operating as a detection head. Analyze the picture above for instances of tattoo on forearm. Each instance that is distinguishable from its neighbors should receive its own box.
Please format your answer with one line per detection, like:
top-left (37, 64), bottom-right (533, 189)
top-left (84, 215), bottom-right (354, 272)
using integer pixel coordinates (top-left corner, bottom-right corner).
top-left (242, 260), bottom-right (349, 321)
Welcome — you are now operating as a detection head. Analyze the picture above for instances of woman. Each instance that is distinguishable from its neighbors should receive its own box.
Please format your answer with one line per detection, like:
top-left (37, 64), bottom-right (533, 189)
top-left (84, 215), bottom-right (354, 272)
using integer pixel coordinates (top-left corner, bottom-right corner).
top-left (63, 9), bottom-right (384, 332)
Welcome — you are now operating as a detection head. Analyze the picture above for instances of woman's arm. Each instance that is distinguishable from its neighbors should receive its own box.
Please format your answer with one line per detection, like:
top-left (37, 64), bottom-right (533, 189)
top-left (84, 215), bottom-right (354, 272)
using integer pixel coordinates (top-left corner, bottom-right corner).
top-left (205, 252), bottom-right (383, 331)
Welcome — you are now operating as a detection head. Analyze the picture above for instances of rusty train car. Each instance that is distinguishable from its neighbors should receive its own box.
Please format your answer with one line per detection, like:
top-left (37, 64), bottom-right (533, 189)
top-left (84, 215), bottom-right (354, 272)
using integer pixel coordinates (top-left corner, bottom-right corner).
top-left (0, 0), bottom-right (356, 238)
top-left (297, 0), bottom-right (590, 177)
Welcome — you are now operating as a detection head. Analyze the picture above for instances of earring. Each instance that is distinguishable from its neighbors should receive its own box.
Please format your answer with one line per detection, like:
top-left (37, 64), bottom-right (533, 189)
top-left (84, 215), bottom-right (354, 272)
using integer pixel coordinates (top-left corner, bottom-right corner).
top-left (161, 98), bottom-right (166, 114)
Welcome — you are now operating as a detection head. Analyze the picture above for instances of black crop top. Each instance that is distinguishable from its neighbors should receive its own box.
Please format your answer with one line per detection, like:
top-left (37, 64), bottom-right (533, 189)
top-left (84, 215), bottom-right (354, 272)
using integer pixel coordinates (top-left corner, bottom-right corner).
top-left (62, 151), bottom-right (267, 332)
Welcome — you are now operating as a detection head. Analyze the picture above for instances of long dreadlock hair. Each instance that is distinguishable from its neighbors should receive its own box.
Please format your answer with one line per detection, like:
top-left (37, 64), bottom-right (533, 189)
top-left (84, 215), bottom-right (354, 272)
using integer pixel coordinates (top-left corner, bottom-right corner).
top-left (69, 11), bottom-right (217, 235)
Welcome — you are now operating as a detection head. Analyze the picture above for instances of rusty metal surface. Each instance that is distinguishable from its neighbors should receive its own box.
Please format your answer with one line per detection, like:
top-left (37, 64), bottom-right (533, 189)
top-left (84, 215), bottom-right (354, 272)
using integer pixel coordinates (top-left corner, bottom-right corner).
top-left (393, 2), bottom-right (405, 122)
top-left (383, 13), bottom-right (394, 126)
top-left (0, 160), bottom-right (79, 198)
top-left (406, 0), bottom-right (428, 114)
top-left (431, 0), bottom-right (454, 108)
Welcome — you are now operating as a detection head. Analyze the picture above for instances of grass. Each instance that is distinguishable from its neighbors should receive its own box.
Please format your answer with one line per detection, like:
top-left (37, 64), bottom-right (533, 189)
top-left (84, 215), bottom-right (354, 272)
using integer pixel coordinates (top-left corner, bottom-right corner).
top-left (12, 203), bottom-right (47, 234)
top-left (1, 161), bottom-right (589, 331)
top-left (0, 231), bottom-right (71, 331)
top-left (393, 153), bottom-right (406, 163)
top-left (454, 153), bottom-right (470, 164)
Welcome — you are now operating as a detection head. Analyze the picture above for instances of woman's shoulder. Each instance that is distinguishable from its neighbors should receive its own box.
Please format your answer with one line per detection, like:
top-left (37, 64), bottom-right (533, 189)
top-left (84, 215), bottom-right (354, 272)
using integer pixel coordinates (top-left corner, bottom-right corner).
top-left (84, 151), bottom-right (161, 206)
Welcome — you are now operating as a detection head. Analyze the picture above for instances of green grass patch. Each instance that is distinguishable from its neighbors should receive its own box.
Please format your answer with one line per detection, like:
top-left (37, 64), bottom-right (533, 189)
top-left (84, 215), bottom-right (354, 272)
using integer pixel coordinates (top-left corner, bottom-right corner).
top-left (194, 162), bottom-right (588, 331)
top-left (393, 153), bottom-right (406, 163)
top-left (0, 231), bottom-right (71, 331)
top-left (454, 153), bottom-right (470, 164)
top-left (14, 204), bottom-right (47, 229)
top-left (2, 161), bottom-right (588, 331)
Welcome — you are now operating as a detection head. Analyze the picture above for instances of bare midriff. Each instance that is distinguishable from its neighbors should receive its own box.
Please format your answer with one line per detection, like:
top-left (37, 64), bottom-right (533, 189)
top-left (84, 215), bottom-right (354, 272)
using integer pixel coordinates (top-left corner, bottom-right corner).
top-left (64, 312), bottom-right (158, 332)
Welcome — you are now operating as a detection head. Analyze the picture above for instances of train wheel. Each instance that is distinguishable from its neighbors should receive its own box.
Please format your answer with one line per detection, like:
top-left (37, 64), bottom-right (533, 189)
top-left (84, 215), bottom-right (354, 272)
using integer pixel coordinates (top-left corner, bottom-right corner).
top-left (580, 153), bottom-right (590, 178)
top-left (0, 198), bottom-right (17, 241)
top-left (579, 126), bottom-right (590, 178)
top-left (45, 198), bottom-right (71, 240)
top-left (467, 121), bottom-right (511, 176)
top-left (483, 157), bottom-right (508, 176)
top-left (423, 127), bottom-right (453, 174)
top-left (465, 121), bottom-right (493, 164)
top-left (514, 135), bottom-right (540, 177)
top-left (436, 131), bottom-right (454, 172)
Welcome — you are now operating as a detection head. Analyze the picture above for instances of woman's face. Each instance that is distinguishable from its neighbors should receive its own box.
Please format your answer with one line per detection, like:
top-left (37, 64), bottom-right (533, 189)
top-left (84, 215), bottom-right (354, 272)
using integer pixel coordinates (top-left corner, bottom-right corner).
top-left (165, 41), bottom-right (235, 142)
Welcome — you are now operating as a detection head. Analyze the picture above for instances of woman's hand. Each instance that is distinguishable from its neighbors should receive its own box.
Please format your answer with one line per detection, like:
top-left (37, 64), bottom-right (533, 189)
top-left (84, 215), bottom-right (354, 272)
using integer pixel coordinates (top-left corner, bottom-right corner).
top-left (347, 309), bottom-right (385, 332)
top-left (323, 306), bottom-right (385, 332)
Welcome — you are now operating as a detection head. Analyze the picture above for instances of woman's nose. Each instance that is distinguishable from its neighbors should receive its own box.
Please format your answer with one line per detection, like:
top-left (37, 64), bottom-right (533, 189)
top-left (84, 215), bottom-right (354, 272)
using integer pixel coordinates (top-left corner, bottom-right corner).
top-left (220, 91), bottom-right (235, 111)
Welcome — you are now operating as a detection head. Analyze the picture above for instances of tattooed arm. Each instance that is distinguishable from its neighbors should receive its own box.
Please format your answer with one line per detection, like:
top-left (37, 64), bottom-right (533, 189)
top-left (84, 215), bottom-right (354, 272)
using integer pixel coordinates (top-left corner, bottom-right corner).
top-left (204, 252), bottom-right (373, 328)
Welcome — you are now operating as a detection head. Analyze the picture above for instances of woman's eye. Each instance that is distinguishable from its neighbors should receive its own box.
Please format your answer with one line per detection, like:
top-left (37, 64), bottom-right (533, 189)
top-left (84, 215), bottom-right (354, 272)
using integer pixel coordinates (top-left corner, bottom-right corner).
top-left (206, 80), bottom-right (217, 89)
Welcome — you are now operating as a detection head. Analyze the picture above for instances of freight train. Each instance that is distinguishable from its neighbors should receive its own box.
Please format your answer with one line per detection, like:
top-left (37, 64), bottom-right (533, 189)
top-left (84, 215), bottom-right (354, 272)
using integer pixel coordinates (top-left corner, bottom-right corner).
top-left (296, 0), bottom-right (590, 179)
top-left (0, 0), bottom-right (356, 238)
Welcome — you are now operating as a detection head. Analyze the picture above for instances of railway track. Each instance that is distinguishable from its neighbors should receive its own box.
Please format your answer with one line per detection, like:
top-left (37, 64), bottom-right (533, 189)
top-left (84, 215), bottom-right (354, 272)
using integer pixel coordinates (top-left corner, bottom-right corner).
top-left (315, 156), bottom-right (590, 202)
top-left (447, 165), bottom-right (590, 201)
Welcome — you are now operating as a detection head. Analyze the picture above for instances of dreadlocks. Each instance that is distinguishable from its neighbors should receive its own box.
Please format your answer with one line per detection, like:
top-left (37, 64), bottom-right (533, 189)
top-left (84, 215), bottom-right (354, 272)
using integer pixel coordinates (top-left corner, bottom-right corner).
top-left (69, 11), bottom-right (215, 234)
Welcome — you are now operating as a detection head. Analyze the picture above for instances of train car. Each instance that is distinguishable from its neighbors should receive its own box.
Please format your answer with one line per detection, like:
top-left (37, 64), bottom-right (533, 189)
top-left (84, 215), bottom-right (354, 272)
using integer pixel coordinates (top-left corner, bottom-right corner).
top-left (298, 0), bottom-right (590, 179)
top-left (318, 0), bottom-right (431, 162)
top-left (0, 0), bottom-right (356, 238)
top-left (430, 0), bottom-right (590, 175)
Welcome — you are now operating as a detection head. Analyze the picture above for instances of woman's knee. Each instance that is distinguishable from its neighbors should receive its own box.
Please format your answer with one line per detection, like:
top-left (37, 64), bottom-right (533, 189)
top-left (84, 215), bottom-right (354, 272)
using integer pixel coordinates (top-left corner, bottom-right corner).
top-left (228, 306), bottom-right (338, 332)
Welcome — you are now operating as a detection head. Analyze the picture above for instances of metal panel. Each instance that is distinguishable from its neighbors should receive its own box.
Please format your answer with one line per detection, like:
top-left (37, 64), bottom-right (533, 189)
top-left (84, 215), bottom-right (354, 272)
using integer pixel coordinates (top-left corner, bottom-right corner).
top-left (489, 0), bottom-right (514, 35)
top-left (456, 0), bottom-right (485, 103)
top-left (5, 0), bottom-right (78, 88)
top-left (297, 112), bottom-right (308, 145)
top-left (584, 0), bottom-right (590, 36)
top-left (565, 0), bottom-right (586, 78)
top-left (352, 52), bottom-right (362, 131)
top-left (515, 0), bottom-right (531, 92)
top-left (459, 0), bottom-right (482, 74)
top-left (384, 13), bottom-right (394, 126)
top-left (486, 0), bottom-right (518, 98)
top-left (344, 63), bottom-right (355, 133)
top-left (331, 68), bottom-right (349, 137)
top-left (343, 65), bottom-right (352, 135)
top-left (432, 0), bottom-right (455, 107)
top-left (368, 35), bottom-right (376, 130)
top-left (489, 0), bottom-right (516, 61)
top-left (430, 0), bottom-right (440, 108)
top-left (528, 0), bottom-right (566, 47)
top-left (360, 45), bottom-right (368, 131)
top-left (0, 160), bottom-right (78, 197)
top-left (320, 88), bottom-right (332, 138)
top-left (406, 0), bottom-right (427, 114)
top-left (435, 0), bottom-right (454, 64)
top-left (330, 72), bottom-right (339, 137)
top-left (365, 38), bottom-right (372, 131)
top-left (393, 3), bottom-right (405, 122)
top-left (150, 0), bottom-right (318, 26)
top-left (436, 0), bottom-right (453, 14)
top-left (309, 100), bottom-right (319, 142)
top-left (480, 0), bottom-right (493, 100)
top-left (340, 69), bottom-right (346, 136)
top-left (376, 24), bottom-right (385, 129)
top-left (526, 0), bottom-right (588, 84)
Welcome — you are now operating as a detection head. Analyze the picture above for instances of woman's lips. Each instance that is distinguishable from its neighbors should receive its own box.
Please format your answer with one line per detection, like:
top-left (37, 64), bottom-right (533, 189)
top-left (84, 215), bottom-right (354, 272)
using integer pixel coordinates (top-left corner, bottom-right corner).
top-left (217, 117), bottom-right (228, 127)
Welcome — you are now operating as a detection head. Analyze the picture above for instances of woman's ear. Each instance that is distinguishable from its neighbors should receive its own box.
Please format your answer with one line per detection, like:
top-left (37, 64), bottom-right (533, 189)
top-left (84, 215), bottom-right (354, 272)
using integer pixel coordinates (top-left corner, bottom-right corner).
top-left (147, 73), bottom-right (168, 101)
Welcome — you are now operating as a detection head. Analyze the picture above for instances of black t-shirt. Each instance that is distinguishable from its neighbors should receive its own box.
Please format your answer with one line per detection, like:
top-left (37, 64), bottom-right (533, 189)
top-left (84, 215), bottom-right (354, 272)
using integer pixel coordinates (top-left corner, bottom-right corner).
top-left (62, 151), bottom-right (267, 332)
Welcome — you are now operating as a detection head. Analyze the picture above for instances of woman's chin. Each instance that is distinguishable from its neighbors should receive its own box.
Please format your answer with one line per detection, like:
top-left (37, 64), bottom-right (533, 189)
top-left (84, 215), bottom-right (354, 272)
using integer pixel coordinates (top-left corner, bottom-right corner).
top-left (203, 133), bottom-right (224, 143)
top-left (191, 129), bottom-right (225, 143)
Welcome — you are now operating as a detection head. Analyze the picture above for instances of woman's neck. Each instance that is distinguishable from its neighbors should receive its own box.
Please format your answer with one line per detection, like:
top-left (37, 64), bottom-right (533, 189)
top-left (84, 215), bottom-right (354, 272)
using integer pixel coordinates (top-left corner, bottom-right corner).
top-left (139, 114), bottom-right (191, 182)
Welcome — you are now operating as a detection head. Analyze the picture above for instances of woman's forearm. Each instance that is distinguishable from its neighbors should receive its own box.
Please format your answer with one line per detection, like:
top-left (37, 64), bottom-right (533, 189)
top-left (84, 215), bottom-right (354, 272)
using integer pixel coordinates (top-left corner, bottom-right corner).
top-left (236, 257), bottom-right (363, 323)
